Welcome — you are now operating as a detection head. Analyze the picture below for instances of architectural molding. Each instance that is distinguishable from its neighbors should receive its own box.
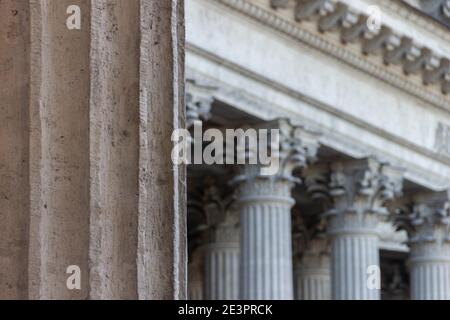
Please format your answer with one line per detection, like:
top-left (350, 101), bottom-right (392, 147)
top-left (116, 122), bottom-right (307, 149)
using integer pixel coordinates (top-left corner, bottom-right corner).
top-left (395, 190), bottom-right (450, 299)
top-left (325, 158), bottom-right (404, 235)
top-left (186, 52), bottom-right (450, 191)
top-left (214, 0), bottom-right (450, 112)
top-left (400, 0), bottom-right (450, 28)
top-left (186, 79), bottom-right (216, 128)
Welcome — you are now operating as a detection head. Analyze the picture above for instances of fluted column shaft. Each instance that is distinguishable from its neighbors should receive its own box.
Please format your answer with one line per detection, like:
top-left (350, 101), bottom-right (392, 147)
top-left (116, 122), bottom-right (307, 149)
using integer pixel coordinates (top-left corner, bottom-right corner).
top-left (329, 224), bottom-right (380, 300)
top-left (410, 258), bottom-right (450, 300)
top-left (201, 183), bottom-right (240, 300)
top-left (205, 241), bottom-right (240, 300)
top-left (0, 0), bottom-right (186, 299)
top-left (324, 159), bottom-right (403, 300)
top-left (409, 211), bottom-right (450, 300)
top-left (296, 267), bottom-right (330, 300)
top-left (295, 239), bottom-right (331, 300)
top-left (233, 119), bottom-right (320, 299)
top-left (238, 175), bottom-right (295, 300)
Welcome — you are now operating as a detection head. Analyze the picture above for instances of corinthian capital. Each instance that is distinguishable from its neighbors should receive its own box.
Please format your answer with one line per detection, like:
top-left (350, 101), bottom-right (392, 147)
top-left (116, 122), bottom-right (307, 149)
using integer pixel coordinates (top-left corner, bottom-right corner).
top-left (260, 118), bottom-right (321, 178)
top-left (409, 191), bottom-right (450, 245)
top-left (328, 158), bottom-right (403, 213)
top-left (304, 163), bottom-right (332, 209)
top-left (186, 79), bottom-right (216, 128)
top-left (201, 178), bottom-right (239, 244)
top-left (231, 119), bottom-right (320, 188)
top-left (324, 158), bottom-right (404, 233)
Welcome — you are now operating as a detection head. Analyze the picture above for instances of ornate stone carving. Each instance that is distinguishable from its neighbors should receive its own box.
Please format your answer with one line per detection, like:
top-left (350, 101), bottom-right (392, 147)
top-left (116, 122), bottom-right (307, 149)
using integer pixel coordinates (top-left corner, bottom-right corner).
top-left (362, 27), bottom-right (392, 55)
top-left (201, 178), bottom-right (240, 300)
top-left (295, 234), bottom-right (331, 300)
top-left (186, 79), bottom-right (216, 128)
top-left (295, 0), bottom-right (328, 22)
top-left (202, 178), bottom-right (238, 243)
top-left (233, 119), bottom-right (320, 184)
top-left (424, 58), bottom-right (450, 85)
top-left (230, 119), bottom-right (320, 300)
top-left (304, 165), bottom-right (333, 218)
top-left (384, 36), bottom-right (413, 65)
top-left (319, 158), bottom-right (404, 300)
top-left (406, 191), bottom-right (450, 249)
top-left (318, 2), bottom-right (348, 32)
top-left (341, 14), bottom-right (368, 44)
top-left (216, 0), bottom-right (450, 102)
top-left (404, 47), bottom-right (432, 75)
top-left (326, 158), bottom-right (404, 231)
top-left (395, 191), bottom-right (450, 299)
top-left (417, 0), bottom-right (450, 26)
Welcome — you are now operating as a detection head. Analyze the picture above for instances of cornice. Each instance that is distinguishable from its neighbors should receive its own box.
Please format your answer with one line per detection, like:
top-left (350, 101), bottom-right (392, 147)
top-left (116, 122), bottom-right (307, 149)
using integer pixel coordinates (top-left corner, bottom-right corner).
top-left (399, 0), bottom-right (450, 28)
top-left (213, 0), bottom-right (450, 113)
top-left (371, 0), bottom-right (450, 42)
top-left (186, 54), bottom-right (450, 190)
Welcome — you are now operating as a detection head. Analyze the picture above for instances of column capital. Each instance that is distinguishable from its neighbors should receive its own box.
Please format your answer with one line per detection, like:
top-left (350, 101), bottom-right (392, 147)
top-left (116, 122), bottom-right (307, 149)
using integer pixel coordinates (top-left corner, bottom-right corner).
top-left (398, 191), bottom-right (450, 260)
top-left (233, 118), bottom-right (321, 185)
top-left (396, 190), bottom-right (450, 299)
top-left (186, 79), bottom-right (216, 128)
top-left (326, 158), bottom-right (404, 235)
top-left (304, 163), bottom-right (333, 209)
top-left (265, 118), bottom-right (320, 171)
top-left (202, 178), bottom-right (239, 244)
top-left (298, 235), bottom-right (329, 267)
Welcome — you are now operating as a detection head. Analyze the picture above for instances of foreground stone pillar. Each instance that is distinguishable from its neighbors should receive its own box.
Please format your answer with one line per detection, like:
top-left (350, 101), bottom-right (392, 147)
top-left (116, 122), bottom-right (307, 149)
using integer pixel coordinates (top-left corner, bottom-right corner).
top-left (407, 192), bottom-right (450, 300)
top-left (234, 120), bottom-right (320, 300)
top-left (237, 168), bottom-right (295, 300)
top-left (0, 0), bottom-right (186, 299)
top-left (326, 159), bottom-right (403, 300)
top-left (295, 237), bottom-right (331, 300)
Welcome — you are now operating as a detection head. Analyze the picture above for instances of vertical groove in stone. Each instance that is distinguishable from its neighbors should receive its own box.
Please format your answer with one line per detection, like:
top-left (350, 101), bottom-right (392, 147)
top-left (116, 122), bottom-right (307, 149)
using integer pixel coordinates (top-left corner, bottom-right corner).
top-left (295, 259), bottom-right (331, 300)
top-left (0, 0), bottom-right (31, 299)
top-left (410, 261), bottom-right (450, 300)
top-left (330, 234), bottom-right (379, 300)
top-left (136, 0), bottom-right (186, 300)
top-left (238, 178), bottom-right (294, 300)
top-left (28, 0), bottom-right (91, 300)
top-left (89, 0), bottom-right (140, 300)
top-left (204, 244), bottom-right (239, 300)
top-left (0, 0), bottom-right (185, 300)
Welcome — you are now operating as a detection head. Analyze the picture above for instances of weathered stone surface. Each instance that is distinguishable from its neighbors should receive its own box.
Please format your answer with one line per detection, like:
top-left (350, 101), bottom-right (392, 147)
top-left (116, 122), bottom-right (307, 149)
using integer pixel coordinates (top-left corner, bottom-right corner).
top-left (0, 0), bottom-right (186, 300)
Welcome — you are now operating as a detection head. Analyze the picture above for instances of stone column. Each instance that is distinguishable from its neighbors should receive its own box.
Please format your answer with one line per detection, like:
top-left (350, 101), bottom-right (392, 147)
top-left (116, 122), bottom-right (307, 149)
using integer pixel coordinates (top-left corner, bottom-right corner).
top-left (204, 219), bottom-right (240, 300)
top-left (188, 248), bottom-right (204, 300)
top-left (326, 159), bottom-right (403, 300)
top-left (407, 192), bottom-right (450, 300)
top-left (201, 182), bottom-right (240, 300)
top-left (295, 237), bottom-right (331, 300)
top-left (234, 120), bottom-right (320, 300)
top-left (0, 0), bottom-right (186, 299)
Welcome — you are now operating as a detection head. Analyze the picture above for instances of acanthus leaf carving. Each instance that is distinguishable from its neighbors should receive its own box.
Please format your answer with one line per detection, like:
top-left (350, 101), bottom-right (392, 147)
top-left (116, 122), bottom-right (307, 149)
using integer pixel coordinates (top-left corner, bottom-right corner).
top-left (324, 158), bottom-right (404, 233)
top-left (186, 79), bottom-right (217, 128)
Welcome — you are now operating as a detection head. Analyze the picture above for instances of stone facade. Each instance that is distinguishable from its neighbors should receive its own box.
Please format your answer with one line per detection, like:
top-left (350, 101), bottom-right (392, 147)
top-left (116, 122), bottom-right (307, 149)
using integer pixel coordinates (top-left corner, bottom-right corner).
top-left (2, 0), bottom-right (450, 301)
top-left (186, 0), bottom-right (450, 300)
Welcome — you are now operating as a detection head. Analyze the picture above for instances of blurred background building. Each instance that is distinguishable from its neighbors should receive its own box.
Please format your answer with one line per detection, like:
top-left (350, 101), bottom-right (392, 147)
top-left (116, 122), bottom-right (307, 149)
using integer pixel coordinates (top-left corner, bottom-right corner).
top-left (186, 0), bottom-right (450, 300)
